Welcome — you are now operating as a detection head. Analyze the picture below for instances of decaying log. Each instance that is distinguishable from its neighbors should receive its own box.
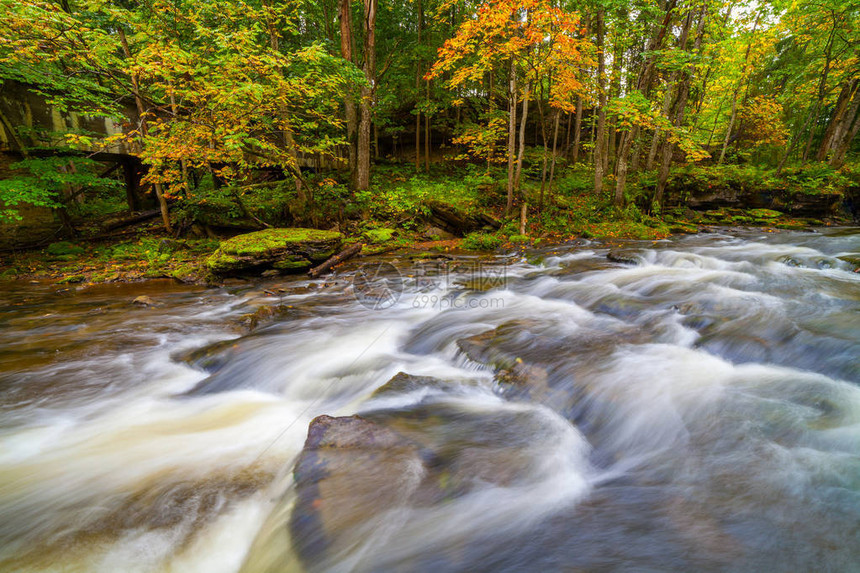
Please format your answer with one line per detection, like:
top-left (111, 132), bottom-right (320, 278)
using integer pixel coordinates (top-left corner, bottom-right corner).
top-left (308, 242), bottom-right (363, 278)
top-left (424, 200), bottom-right (501, 236)
top-left (102, 208), bottom-right (162, 231)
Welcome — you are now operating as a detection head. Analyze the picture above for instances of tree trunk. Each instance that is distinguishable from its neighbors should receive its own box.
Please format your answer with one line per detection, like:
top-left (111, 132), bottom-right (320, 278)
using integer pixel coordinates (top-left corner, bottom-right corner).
top-left (519, 201), bottom-right (528, 235)
top-left (506, 60), bottom-right (517, 216)
top-left (356, 0), bottom-right (376, 190)
top-left (537, 92), bottom-right (549, 208)
top-left (514, 80), bottom-right (531, 195)
top-left (654, 5), bottom-right (705, 209)
top-left (547, 108), bottom-right (561, 205)
top-left (415, 0), bottom-right (424, 172)
top-left (338, 0), bottom-right (359, 187)
top-left (816, 78), bottom-right (858, 161)
top-left (425, 78), bottom-right (431, 170)
top-left (611, 0), bottom-right (676, 202)
top-left (779, 24), bottom-right (836, 172)
top-left (718, 14), bottom-right (760, 164)
top-left (118, 28), bottom-right (171, 233)
top-left (829, 92), bottom-right (860, 168)
top-left (646, 86), bottom-right (675, 170)
top-left (572, 97), bottom-right (583, 163)
top-left (594, 9), bottom-right (607, 195)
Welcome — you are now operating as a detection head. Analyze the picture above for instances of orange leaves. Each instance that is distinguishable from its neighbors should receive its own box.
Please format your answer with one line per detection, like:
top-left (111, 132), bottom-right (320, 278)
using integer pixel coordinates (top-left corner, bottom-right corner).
top-left (738, 96), bottom-right (789, 147)
top-left (428, 0), bottom-right (592, 92)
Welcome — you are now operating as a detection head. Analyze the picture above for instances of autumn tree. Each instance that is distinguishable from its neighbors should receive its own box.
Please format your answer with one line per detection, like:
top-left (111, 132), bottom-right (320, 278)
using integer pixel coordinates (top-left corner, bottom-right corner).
top-left (428, 0), bottom-right (592, 217)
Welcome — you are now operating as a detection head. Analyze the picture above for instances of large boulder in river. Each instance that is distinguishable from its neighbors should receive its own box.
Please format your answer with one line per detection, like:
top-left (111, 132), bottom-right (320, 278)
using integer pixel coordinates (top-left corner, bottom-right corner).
top-left (284, 374), bottom-right (554, 570)
top-left (206, 228), bottom-right (343, 275)
top-left (289, 414), bottom-right (424, 562)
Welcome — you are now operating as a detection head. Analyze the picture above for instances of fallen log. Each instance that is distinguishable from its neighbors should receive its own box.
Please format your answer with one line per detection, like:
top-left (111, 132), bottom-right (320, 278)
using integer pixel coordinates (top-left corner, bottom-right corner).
top-left (425, 200), bottom-right (501, 236)
top-left (102, 208), bottom-right (162, 231)
top-left (308, 242), bottom-right (363, 279)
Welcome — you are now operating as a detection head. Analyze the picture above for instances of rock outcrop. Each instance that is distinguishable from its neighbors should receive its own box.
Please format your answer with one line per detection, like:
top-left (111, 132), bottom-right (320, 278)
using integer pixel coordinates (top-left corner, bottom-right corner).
top-left (206, 228), bottom-right (343, 275)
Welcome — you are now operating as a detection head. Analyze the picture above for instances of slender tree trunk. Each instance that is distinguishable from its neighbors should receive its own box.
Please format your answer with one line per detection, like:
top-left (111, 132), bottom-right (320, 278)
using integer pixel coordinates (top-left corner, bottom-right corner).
top-left (608, 10), bottom-right (624, 173)
top-left (356, 0), bottom-right (376, 190)
top-left (168, 85), bottom-right (191, 198)
top-left (514, 80), bottom-right (531, 194)
top-left (572, 97), bottom-right (583, 163)
top-left (415, 108), bottom-right (421, 171)
top-left (415, 0), bottom-right (424, 172)
top-left (339, 0), bottom-right (359, 186)
top-left (646, 86), bottom-right (675, 170)
top-left (548, 108), bottom-right (561, 204)
top-left (564, 110), bottom-right (572, 159)
top-left (506, 60), bottom-right (517, 216)
top-left (779, 24), bottom-right (836, 172)
top-left (612, 0), bottom-right (676, 204)
top-left (654, 5), bottom-right (705, 209)
top-left (594, 9), bottom-right (607, 195)
top-left (118, 28), bottom-right (171, 233)
top-left (717, 15), bottom-right (760, 164)
top-left (425, 78), bottom-right (431, 170)
top-left (519, 201), bottom-right (527, 235)
top-left (373, 92), bottom-right (380, 159)
top-left (537, 89), bottom-right (549, 207)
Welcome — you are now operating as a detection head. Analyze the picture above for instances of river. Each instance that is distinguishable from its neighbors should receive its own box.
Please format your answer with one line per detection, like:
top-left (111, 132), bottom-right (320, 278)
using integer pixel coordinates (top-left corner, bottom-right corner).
top-left (0, 228), bottom-right (858, 572)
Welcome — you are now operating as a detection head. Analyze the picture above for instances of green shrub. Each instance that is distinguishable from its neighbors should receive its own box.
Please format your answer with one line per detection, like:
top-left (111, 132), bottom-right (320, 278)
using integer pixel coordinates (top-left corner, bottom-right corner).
top-left (462, 232), bottom-right (502, 250)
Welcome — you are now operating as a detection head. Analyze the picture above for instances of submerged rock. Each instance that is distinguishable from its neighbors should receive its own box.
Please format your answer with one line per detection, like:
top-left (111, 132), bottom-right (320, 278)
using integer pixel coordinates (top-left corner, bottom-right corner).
top-left (290, 415), bottom-right (424, 563)
top-left (206, 228), bottom-right (343, 276)
top-left (606, 249), bottom-right (641, 265)
top-left (371, 371), bottom-right (452, 397)
top-left (456, 320), bottom-right (552, 397)
top-left (285, 375), bottom-right (566, 570)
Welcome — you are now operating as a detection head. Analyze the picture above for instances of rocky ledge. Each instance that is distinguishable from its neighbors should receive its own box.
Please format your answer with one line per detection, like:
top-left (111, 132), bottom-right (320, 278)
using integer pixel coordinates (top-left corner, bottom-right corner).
top-left (205, 228), bottom-right (343, 275)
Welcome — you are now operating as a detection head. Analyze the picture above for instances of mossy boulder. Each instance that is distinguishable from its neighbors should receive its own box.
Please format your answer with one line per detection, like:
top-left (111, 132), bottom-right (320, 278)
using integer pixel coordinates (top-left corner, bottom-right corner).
top-left (46, 241), bottom-right (85, 261)
top-left (363, 227), bottom-right (395, 244)
top-left (206, 228), bottom-right (343, 275)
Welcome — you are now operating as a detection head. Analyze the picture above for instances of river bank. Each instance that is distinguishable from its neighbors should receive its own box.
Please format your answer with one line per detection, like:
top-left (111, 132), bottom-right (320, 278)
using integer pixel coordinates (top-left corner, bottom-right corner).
top-left (0, 209), bottom-right (846, 288)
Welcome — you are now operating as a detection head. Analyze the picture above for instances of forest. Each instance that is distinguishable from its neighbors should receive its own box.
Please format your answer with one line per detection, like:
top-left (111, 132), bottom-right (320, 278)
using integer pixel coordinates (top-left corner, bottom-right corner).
top-left (0, 0), bottom-right (858, 280)
top-left (2, 2), bottom-right (860, 571)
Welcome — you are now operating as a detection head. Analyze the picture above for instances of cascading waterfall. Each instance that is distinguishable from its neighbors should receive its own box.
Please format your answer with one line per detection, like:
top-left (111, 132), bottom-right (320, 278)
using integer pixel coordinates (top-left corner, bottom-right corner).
top-left (0, 228), bottom-right (858, 572)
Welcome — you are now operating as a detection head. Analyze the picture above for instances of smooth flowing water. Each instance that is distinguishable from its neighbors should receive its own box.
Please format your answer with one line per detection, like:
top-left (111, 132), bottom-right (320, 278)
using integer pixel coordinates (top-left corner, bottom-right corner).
top-left (0, 229), bottom-right (858, 572)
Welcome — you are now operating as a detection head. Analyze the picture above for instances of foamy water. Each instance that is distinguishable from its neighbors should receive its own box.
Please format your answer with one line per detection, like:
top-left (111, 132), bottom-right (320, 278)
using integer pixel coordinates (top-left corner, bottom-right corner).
top-left (0, 228), bottom-right (858, 572)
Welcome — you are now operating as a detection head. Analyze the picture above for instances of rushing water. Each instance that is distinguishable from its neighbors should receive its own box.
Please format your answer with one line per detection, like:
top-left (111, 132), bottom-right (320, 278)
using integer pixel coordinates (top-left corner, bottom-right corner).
top-left (0, 229), bottom-right (858, 572)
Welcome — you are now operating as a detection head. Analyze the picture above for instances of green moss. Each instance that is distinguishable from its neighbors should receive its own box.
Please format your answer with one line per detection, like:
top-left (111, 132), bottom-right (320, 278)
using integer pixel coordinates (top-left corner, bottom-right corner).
top-left (463, 232), bottom-right (502, 250)
top-left (57, 274), bottom-right (85, 284)
top-left (509, 234), bottom-right (530, 244)
top-left (748, 208), bottom-right (783, 219)
top-left (47, 241), bottom-right (84, 257)
top-left (206, 228), bottom-right (342, 273)
top-left (363, 227), bottom-right (396, 244)
top-left (669, 223), bottom-right (698, 234)
top-left (273, 257), bottom-right (311, 270)
top-left (308, 248), bottom-right (337, 262)
top-left (218, 228), bottom-right (343, 256)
